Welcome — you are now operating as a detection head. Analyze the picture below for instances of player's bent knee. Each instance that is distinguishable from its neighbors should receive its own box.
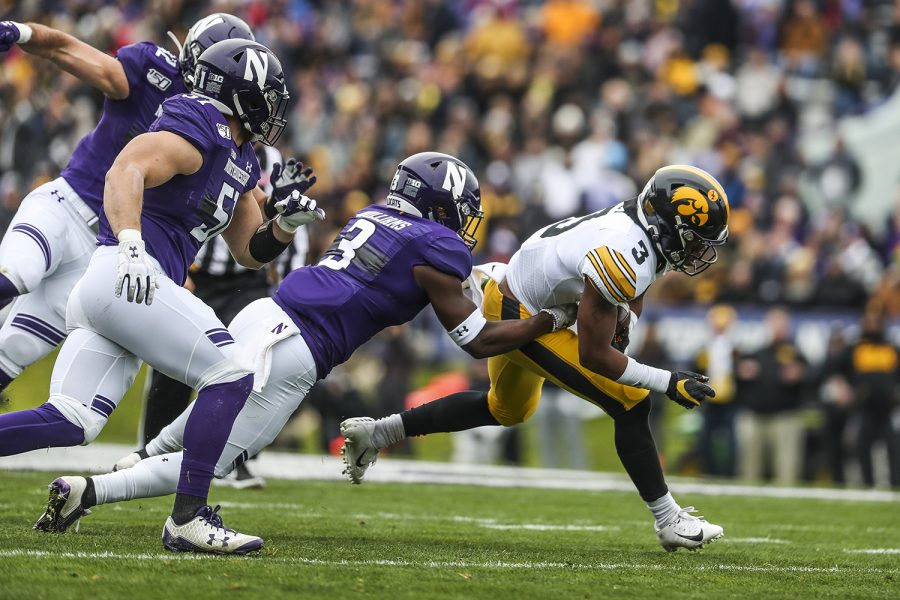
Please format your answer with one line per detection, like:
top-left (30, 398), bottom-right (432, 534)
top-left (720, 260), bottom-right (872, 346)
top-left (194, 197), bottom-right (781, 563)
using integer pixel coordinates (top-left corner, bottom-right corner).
top-left (487, 393), bottom-right (536, 427)
top-left (194, 356), bottom-right (254, 391)
top-left (46, 395), bottom-right (106, 443)
top-left (0, 328), bottom-right (58, 377)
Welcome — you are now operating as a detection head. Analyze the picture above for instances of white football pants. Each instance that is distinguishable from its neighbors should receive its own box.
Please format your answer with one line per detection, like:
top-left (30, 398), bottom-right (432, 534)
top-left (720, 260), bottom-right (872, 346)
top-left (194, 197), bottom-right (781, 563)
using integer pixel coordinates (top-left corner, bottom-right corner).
top-left (91, 298), bottom-right (318, 504)
top-left (47, 246), bottom-right (253, 443)
top-left (0, 177), bottom-right (97, 379)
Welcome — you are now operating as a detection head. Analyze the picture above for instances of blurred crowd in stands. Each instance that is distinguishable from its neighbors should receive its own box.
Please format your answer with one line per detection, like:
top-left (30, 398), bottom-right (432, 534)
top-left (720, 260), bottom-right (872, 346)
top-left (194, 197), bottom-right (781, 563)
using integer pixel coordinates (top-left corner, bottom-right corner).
top-left (1, 0), bottom-right (899, 485)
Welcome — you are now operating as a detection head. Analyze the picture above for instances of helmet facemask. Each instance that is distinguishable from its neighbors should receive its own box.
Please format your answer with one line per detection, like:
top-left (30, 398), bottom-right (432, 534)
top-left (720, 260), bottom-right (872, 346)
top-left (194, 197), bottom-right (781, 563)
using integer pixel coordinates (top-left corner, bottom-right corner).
top-left (233, 86), bottom-right (289, 146)
top-left (457, 202), bottom-right (484, 251)
top-left (668, 219), bottom-right (728, 276)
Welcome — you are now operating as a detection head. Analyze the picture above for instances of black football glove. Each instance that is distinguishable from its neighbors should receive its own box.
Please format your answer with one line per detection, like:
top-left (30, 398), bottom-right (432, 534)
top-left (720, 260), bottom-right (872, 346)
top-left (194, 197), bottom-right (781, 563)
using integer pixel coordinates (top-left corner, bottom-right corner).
top-left (666, 371), bottom-right (715, 409)
top-left (612, 322), bottom-right (630, 352)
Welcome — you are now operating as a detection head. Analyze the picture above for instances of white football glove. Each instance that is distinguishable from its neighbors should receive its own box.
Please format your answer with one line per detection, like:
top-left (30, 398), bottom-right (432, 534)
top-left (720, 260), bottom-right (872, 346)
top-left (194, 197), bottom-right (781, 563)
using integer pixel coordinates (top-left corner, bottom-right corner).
top-left (115, 229), bottom-right (159, 305)
top-left (540, 303), bottom-right (578, 332)
top-left (275, 190), bottom-right (326, 233)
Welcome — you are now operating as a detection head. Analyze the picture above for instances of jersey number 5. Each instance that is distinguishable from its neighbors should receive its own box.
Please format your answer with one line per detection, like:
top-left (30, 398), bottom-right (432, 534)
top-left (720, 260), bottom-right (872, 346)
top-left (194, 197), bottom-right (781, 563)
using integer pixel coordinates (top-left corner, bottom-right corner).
top-left (191, 182), bottom-right (237, 243)
top-left (319, 219), bottom-right (377, 271)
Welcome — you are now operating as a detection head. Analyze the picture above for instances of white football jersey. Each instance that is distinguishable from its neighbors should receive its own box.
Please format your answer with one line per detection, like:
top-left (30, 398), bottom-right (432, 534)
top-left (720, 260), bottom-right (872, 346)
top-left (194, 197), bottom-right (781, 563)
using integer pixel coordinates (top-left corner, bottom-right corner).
top-left (505, 202), bottom-right (666, 314)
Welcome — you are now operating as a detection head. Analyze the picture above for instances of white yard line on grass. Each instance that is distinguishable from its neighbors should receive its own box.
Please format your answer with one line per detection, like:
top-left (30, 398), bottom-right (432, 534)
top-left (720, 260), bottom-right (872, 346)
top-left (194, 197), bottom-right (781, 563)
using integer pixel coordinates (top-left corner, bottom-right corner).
top-left (3, 443), bottom-right (899, 503)
top-left (480, 524), bottom-right (618, 532)
top-left (724, 538), bottom-right (792, 544)
top-left (844, 548), bottom-right (900, 554)
top-left (0, 549), bottom-right (895, 575)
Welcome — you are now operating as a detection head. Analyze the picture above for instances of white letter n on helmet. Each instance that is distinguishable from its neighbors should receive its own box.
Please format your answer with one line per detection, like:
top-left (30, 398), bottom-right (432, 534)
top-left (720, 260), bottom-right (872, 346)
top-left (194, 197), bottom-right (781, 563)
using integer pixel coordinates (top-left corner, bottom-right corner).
top-left (243, 48), bottom-right (269, 90)
top-left (442, 162), bottom-right (467, 200)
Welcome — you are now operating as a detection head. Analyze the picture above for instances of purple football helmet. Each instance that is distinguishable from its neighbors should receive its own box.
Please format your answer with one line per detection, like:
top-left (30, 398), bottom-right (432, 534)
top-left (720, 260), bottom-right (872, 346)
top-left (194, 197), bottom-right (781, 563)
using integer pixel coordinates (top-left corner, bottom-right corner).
top-left (168, 13), bottom-right (255, 89)
top-left (192, 39), bottom-right (289, 146)
top-left (386, 152), bottom-right (483, 250)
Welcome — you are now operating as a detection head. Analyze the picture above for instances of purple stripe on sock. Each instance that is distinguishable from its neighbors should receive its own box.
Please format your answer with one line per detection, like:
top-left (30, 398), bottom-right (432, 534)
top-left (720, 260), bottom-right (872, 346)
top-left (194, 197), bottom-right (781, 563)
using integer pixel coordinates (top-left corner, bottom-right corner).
top-left (15, 314), bottom-right (65, 343)
top-left (177, 374), bottom-right (253, 498)
top-left (11, 224), bottom-right (51, 271)
top-left (0, 273), bottom-right (20, 303)
top-left (10, 318), bottom-right (58, 347)
top-left (0, 403), bottom-right (84, 456)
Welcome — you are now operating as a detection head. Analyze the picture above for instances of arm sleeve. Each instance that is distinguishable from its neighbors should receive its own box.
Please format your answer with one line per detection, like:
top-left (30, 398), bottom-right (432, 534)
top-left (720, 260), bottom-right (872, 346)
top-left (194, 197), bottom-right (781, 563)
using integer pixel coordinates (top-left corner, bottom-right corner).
top-left (580, 245), bottom-right (640, 305)
top-left (150, 96), bottom-right (217, 154)
top-left (113, 42), bottom-right (151, 101)
top-left (417, 234), bottom-right (473, 282)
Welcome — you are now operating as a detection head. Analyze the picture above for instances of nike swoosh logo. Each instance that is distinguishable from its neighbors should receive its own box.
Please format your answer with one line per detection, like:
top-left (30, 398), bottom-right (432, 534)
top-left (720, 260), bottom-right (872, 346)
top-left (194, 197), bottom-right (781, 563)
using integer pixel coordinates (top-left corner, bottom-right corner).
top-left (676, 531), bottom-right (705, 542)
top-left (355, 454), bottom-right (370, 468)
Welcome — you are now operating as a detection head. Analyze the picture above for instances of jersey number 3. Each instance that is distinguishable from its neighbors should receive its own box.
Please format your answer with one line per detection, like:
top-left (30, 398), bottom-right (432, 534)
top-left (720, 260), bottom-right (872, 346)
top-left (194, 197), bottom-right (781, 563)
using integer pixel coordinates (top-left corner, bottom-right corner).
top-left (319, 219), bottom-right (377, 271)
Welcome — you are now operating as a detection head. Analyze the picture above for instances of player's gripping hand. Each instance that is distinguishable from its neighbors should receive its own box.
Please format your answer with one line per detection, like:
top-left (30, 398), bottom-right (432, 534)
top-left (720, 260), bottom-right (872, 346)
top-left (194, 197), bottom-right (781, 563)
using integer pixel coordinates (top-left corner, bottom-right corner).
top-left (0, 21), bottom-right (26, 52)
top-left (115, 229), bottom-right (159, 305)
top-left (666, 371), bottom-right (715, 409)
top-left (271, 159), bottom-right (317, 201)
top-left (540, 304), bottom-right (578, 332)
top-left (275, 190), bottom-right (325, 233)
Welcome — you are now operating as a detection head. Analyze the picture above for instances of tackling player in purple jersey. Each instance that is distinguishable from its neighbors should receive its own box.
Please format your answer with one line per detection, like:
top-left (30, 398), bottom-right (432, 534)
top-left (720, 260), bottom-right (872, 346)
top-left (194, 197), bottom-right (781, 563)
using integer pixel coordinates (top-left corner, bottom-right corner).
top-left (33, 152), bottom-right (578, 540)
top-left (0, 14), bottom-right (256, 394)
top-left (2, 39), bottom-right (323, 555)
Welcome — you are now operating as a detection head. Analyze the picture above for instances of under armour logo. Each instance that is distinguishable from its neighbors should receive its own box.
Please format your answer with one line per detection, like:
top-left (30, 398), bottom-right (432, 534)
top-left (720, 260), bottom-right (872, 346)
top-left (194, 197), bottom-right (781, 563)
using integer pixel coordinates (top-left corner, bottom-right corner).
top-left (129, 245), bottom-right (139, 259)
top-left (51, 190), bottom-right (64, 203)
top-left (272, 322), bottom-right (287, 334)
top-left (162, 457), bottom-right (169, 462)
top-left (207, 534), bottom-right (230, 547)
top-left (455, 325), bottom-right (469, 336)
top-left (246, 160), bottom-right (253, 171)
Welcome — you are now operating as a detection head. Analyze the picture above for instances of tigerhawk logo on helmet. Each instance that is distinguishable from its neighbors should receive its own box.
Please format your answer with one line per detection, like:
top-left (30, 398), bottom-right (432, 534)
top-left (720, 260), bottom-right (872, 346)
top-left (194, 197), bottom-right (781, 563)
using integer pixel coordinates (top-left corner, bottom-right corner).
top-left (637, 165), bottom-right (730, 276)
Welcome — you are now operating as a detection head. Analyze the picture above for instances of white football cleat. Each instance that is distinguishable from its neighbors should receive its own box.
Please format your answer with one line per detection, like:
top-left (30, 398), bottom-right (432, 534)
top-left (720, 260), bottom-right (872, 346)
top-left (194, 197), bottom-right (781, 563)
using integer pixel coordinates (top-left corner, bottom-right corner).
top-left (340, 417), bottom-right (379, 484)
top-left (33, 476), bottom-right (91, 533)
top-left (113, 451), bottom-right (142, 471)
top-left (656, 507), bottom-right (724, 552)
top-left (162, 505), bottom-right (262, 555)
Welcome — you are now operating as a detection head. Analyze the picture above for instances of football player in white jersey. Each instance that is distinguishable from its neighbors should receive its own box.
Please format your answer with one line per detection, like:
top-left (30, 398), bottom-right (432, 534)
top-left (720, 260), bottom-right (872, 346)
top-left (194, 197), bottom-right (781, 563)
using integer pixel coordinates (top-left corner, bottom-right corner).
top-left (342, 165), bottom-right (730, 552)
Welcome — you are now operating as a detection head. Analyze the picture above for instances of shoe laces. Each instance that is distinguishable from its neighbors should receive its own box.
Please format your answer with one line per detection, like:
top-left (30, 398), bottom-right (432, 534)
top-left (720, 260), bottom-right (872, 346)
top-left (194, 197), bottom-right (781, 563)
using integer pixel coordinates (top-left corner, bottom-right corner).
top-left (197, 505), bottom-right (235, 534)
top-left (675, 507), bottom-right (707, 523)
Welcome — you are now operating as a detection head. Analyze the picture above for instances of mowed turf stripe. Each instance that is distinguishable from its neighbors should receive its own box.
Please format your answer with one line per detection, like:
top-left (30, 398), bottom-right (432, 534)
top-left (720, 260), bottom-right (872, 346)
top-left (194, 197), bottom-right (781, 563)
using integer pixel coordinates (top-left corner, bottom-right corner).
top-left (0, 550), bottom-right (897, 575)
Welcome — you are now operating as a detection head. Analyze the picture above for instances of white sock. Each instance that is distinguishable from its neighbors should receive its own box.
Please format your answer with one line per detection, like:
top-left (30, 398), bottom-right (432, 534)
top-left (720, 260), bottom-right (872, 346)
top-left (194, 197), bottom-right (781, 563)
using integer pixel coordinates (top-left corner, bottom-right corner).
top-left (92, 452), bottom-right (182, 505)
top-left (646, 492), bottom-right (681, 527)
top-left (371, 414), bottom-right (405, 449)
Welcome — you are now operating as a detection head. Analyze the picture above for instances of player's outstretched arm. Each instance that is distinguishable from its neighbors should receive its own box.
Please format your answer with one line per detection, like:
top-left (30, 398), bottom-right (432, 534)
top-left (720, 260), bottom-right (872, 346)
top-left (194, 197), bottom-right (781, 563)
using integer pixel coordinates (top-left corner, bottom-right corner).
top-left (0, 21), bottom-right (128, 99)
top-left (222, 191), bottom-right (294, 269)
top-left (577, 281), bottom-right (714, 409)
top-left (415, 265), bottom-right (574, 359)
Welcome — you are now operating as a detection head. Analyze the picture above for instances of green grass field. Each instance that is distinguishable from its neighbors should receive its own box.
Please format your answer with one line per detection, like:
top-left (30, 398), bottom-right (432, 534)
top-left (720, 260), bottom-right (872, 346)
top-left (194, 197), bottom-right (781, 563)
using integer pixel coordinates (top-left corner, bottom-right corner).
top-left (0, 471), bottom-right (897, 599)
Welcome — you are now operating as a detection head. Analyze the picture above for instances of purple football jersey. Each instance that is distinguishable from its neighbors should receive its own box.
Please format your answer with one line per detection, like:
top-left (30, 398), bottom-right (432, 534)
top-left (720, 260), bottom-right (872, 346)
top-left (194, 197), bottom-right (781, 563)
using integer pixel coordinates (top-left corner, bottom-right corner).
top-left (97, 94), bottom-right (260, 285)
top-left (61, 42), bottom-right (186, 215)
top-left (273, 205), bottom-right (473, 378)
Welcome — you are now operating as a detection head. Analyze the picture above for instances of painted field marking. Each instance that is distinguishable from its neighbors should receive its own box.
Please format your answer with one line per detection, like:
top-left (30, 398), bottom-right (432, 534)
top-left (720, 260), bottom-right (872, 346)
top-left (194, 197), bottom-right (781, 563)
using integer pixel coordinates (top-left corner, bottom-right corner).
top-left (0, 549), bottom-right (896, 575)
top-left (724, 538), bottom-right (792, 545)
top-left (480, 524), bottom-right (618, 532)
top-left (844, 548), bottom-right (900, 554)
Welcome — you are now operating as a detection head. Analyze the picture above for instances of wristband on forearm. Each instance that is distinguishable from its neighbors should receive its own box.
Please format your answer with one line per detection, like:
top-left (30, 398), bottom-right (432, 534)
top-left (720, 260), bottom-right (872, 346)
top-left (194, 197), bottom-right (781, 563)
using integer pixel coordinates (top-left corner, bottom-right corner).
top-left (615, 356), bottom-right (671, 393)
top-left (248, 220), bottom-right (290, 264)
top-left (11, 22), bottom-right (33, 44)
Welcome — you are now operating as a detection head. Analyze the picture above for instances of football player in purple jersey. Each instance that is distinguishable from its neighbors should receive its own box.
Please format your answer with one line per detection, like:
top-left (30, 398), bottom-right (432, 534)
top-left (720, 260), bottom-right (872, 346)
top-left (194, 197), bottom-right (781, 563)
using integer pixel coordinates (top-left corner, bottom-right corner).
top-left (2, 39), bottom-right (323, 554)
top-left (34, 152), bottom-right (578, 540)
top-left (0, 14), bottom-right (310, 395)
